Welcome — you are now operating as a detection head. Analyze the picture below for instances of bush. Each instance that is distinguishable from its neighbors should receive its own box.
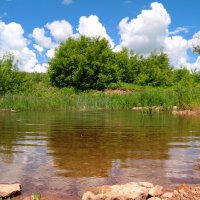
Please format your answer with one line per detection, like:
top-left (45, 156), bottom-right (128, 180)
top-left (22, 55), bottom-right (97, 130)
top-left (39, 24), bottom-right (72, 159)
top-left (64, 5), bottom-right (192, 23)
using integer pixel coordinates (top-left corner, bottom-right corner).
top-left (48, 36), bottom-right (119, 90)
top-left (0, 53), bottom-right (31, 94)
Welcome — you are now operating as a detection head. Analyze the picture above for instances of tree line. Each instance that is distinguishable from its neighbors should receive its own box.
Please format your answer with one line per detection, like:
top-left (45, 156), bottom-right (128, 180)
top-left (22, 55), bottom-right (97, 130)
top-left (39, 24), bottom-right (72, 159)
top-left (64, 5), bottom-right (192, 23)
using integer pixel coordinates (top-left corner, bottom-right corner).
top-left (0, 36), bottom-right (200, 94)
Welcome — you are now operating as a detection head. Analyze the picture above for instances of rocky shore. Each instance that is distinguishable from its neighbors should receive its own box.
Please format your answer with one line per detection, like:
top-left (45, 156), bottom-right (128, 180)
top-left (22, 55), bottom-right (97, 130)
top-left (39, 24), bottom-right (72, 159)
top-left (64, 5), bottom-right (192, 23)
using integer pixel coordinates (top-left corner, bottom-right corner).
top-left (1, 182), bottom-right (200, 200)
top-left (82, 182), bottom-right (200, 200)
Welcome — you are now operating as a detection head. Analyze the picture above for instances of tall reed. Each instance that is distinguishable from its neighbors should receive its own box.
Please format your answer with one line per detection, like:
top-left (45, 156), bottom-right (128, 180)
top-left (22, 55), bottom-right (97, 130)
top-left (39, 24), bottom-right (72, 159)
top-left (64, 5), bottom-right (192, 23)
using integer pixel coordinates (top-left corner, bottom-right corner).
top-left (0, 87), bottom-right (199, 111)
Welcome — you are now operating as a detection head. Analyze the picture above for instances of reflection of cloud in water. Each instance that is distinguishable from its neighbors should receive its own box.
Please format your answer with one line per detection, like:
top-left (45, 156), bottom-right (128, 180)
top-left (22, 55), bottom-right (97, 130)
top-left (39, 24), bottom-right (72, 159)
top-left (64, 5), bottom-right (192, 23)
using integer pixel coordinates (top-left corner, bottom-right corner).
top-left (165, 139), bottom-right (200, 184)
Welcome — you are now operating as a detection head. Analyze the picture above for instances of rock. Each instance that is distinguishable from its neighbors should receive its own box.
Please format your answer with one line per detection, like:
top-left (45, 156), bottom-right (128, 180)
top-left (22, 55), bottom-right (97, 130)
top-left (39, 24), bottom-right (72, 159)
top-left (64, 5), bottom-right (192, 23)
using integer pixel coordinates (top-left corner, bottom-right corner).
top-left (148, 197), bottom-right (161, 200)
top-left (161, 192), bottom-right (173, 198)
top-left (132, 107), bottom-right (144, 111)
top-left (148, 185), bottom-right (163, 197)
top-left (138, 182), bottom-right (154, 188)
top-left (0, 183), bottom-right (21, 198)
top-left (82, 182), bottom-right (154, 200)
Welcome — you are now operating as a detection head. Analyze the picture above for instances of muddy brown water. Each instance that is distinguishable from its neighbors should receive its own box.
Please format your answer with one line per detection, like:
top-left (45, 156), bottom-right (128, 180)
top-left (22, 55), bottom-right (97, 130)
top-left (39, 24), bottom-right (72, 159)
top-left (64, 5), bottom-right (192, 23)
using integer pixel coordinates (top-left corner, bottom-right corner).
top-left (0, 111), bottom-right (200, 199)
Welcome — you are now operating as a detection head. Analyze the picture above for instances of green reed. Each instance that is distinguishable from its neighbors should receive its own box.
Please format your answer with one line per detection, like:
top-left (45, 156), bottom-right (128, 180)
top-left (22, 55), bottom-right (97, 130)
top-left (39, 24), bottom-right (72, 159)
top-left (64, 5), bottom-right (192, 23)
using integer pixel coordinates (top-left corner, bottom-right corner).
top-left (0, 87), bottom-right (199, 112)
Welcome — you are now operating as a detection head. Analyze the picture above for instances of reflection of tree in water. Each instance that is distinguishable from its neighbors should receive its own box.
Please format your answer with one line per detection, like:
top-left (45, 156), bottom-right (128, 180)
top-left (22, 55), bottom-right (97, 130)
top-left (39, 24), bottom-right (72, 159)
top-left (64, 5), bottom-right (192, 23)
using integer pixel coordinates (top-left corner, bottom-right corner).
top-left (0, 113), bottom-right (21, 163)
top-left (47, 111), bottom-right (182, 178)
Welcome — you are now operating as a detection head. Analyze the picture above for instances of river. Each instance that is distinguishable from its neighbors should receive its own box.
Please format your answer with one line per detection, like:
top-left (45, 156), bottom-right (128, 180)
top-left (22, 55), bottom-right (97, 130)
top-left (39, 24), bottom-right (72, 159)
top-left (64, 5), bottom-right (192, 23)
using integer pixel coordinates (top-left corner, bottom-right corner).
top-left (0, 111), bottom-right (200, 199)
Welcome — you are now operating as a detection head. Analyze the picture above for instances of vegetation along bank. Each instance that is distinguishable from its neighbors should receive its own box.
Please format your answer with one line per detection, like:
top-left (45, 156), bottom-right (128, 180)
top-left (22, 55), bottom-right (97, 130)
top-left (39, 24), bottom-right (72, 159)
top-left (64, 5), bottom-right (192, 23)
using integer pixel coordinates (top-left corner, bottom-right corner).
top-left (0, 36), bottom-right (200, 112)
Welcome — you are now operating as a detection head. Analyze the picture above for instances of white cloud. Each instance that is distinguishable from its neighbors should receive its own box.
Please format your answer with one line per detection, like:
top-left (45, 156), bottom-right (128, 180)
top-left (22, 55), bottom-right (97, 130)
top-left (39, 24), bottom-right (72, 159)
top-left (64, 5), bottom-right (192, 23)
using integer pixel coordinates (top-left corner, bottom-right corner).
top-left (34, 63), bottom-right (48, 73)
top-left (187, 32), bottom-right (200, 70)
top-left (117, 2), bottom-right (200, 70)
top-left (1, 2), bottom-right (200, 72)
top-left (189, 31), bottom-right (200, 49)
top-left (77, 15), bottom-right (114, 48)
top-left (187, 56), bottom-right (200, 71)
top-left (62, 0), bottom-right (73, 5)
top-left (46, 48), bottom-right (55, 58)
top-left (31, 27), bottom-right (54, 49)
top-left (46, 20), bottom-right (73, 42)
top-left (0, 21), bottom-right (38, 72)
top-left (33, 44), bottom-right (44, 53)
top-left (169, 27), bottom-right (189, 36)
top-left (119, 2), bottom-right (170, 54)
top-left (164, 36), bottom-right (189, 67)
top-left (0, 22), bottom-right (27, 50)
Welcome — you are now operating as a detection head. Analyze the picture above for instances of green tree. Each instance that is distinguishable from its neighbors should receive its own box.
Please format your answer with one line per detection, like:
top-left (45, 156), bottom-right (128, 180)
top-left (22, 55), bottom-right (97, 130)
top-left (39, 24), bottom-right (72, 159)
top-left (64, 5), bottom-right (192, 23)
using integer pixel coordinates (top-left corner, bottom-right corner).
top-left (134, 52), bottom-right (173, 86)
top-left (191, 70), bottom-right (200, 84)
top-left (49, 36), bottom-right (119, 90)
top-left (0, 53), bottom-right (30, 94)
top-left (115, 49), bottom-right (141, 83)
top-left (173, 67), bottom-right (194, 86)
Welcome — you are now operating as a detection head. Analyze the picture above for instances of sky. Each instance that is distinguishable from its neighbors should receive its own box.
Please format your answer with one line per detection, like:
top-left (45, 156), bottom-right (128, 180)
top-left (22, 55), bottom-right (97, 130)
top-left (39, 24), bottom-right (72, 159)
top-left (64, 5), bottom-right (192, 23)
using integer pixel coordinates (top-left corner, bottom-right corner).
top-left (0, 0), bottom-right (200, 72)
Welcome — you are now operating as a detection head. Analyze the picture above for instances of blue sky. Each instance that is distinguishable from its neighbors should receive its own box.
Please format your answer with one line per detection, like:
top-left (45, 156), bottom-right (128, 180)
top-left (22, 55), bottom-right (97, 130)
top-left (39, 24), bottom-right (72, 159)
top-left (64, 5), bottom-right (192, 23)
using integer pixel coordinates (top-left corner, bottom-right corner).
top-left (0, 0), bottom-right (200, 72)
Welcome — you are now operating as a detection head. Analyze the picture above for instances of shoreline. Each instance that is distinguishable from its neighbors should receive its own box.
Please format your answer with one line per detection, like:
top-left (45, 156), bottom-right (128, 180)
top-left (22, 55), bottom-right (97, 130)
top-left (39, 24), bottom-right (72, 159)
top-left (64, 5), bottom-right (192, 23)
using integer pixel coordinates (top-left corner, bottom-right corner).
top-left (7, 183), bottom-right (200, 200)
top-left (1, 107), bottom-right (200, 117)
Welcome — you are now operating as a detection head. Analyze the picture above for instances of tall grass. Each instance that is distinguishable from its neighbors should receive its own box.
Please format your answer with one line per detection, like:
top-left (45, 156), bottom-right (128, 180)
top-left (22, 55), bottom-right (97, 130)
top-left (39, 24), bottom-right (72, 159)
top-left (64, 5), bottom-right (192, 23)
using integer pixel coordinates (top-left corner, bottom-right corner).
top-left (0, 87), bottom-right (199, 111)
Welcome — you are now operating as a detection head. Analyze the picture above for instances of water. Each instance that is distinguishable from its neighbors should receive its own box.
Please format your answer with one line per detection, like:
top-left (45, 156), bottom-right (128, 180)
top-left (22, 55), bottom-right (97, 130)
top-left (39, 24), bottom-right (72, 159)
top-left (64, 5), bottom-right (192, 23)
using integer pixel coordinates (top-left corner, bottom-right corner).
top-left (0, 111), bottom-right (200, 199)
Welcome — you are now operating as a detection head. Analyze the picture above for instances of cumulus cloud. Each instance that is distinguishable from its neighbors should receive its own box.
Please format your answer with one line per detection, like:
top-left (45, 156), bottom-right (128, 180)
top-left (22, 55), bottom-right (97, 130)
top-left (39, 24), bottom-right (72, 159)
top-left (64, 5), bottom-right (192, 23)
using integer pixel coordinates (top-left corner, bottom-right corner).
top-left (62, 0), bottom-right (73, 5)
top-left (33, 44), bottom-right (44, 53)
top-left (0, 21), bottom-right (38, 72)
top-left (119, 2), bottom-right (170, 54)
top-left (31, 27), bottom-right (54, 49)
top-left (0, 22), bottom-right (27, 50)
top-left (1, 2), bottom-right (200, 72)
top-left (117, 2), bottom-right (200, 70)
top-left (164, 36), bottom-right (189, 67)
top-left (46, 20), bottom-right (73, 42)
top-left (77, 15), bottom-right (114, 48)
top-left (189, 31), bottom-right (200, 49)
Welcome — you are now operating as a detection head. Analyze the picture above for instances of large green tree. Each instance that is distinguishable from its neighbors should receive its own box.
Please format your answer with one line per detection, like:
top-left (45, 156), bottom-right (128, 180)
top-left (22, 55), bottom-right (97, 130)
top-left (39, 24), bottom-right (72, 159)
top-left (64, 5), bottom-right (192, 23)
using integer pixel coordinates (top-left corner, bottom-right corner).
top-left (48, 36), bottom-right (119, 90)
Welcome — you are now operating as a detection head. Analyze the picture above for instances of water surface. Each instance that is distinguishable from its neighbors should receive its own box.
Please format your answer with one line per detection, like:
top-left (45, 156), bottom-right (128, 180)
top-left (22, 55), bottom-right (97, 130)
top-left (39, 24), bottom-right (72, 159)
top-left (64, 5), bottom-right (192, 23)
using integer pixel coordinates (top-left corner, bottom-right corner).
top-left (0, 111), bottom-right (200, 199)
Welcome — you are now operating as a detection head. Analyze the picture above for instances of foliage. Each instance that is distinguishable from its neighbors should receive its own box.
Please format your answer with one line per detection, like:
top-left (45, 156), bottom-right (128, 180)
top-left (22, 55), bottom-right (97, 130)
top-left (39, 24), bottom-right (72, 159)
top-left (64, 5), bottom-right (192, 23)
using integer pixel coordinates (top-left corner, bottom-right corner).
top-left (49, 36), bottom-right (181, 90)
top-left (134, 52), bottom-right (173, 86)
top-left (0, 53), bottom-right (31, 94)
top-left (0, 37), bottom-right (200, 112)
top-left (191, 70), bottom-right (200, 84)
top-left (49, 36), bottom-right (119, 90)
top-left (173, 67), bottom-right (194, 86)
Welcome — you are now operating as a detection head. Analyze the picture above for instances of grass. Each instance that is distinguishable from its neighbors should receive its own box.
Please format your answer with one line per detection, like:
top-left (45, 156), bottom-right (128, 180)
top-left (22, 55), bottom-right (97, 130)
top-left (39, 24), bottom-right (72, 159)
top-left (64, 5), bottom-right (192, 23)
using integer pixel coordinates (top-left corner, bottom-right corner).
top-left (0, 86), bottom-right (199, 112)
top-left (33, 192), bottom-right (40, 200)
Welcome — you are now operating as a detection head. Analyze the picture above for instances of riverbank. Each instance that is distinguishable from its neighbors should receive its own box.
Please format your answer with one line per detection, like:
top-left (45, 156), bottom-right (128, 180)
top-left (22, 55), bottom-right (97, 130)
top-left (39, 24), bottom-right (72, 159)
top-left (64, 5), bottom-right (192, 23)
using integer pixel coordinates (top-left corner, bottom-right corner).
top-left (0, 86), bottom-right (200, 112)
